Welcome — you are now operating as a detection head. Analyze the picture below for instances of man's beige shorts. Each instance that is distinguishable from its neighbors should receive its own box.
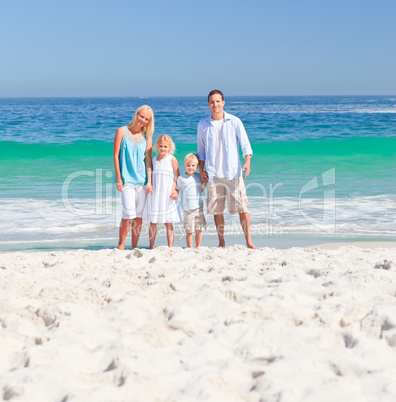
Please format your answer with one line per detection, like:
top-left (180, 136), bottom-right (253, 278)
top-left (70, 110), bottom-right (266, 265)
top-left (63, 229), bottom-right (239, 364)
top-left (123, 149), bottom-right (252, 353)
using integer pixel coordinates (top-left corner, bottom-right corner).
top-left (183, 207), bottom-right (206, 233)
top-left (206, 176), bottom-right (249, 215)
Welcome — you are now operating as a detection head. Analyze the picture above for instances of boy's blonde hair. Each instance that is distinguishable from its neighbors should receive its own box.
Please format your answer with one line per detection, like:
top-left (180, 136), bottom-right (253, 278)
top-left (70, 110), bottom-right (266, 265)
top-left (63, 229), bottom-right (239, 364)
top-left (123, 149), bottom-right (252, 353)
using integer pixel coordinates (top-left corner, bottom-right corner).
top-left (153, 134), bottom-right (176, 154)
top-left (184, 153), bottom-right (199, 165)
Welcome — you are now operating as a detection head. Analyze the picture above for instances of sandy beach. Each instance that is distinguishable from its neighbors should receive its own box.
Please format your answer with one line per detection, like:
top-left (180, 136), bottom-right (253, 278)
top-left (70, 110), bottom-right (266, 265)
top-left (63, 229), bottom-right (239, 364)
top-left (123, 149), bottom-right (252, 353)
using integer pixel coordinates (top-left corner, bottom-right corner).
top-left (1, 244), bottom-right (396, 401)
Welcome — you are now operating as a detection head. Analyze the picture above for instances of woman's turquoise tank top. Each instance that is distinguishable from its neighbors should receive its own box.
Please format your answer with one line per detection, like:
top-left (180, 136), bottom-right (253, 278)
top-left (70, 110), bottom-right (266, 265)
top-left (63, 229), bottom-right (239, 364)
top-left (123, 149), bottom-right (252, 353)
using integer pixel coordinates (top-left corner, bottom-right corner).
top-left (119, 126), bottom-right (147, 186)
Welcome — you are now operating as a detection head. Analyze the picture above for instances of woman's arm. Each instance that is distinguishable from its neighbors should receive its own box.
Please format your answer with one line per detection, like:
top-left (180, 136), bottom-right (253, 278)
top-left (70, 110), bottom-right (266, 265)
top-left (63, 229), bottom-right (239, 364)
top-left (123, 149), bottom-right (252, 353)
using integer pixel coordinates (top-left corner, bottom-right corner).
top-left (113, 127), bottom-right (124, 193)
top-left (145, 136), bottom-right (153, 194)
top-left (170, 156), bottom-right (179, 199)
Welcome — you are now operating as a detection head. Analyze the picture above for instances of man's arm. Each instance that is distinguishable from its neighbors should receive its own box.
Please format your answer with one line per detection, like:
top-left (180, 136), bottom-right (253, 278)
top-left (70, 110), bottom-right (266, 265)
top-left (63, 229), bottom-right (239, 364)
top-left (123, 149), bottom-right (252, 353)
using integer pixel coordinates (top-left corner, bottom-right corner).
top-left (197, 121), bottom-right (208, 182)
top-left (234, 117), bottom-right (252, 178)
top-left (199, 160), bottom-right (208, 182)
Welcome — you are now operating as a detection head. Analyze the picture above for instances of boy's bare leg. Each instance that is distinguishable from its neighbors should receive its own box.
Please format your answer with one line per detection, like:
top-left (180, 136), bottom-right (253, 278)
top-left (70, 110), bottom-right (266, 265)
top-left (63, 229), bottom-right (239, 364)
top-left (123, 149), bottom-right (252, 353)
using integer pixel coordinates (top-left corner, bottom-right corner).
top-left (186, 233), bottom-right (193, 248)
top-left (149, 222), bottom-right (157, 249)
top-left (131, 217), bottom-right (142, 249)
top-left (165, 223), bottom-right (174, 247)
top-left (118, 219), bottom-right (131, 250)
top-left (239, 212), bottom-right (257, 249)
top-left (195, 230), bottom-right (203, 247)
top-left (214, 214), bottom-right (226, 248)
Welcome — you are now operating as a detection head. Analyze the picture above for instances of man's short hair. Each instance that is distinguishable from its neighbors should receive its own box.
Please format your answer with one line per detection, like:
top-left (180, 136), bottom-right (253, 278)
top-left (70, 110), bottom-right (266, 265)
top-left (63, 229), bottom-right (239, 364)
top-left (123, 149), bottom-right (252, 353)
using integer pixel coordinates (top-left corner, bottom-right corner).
top-left (184, 153), bottom-right (199, 165)
top-left (208, 89), bottom-right (224, 102)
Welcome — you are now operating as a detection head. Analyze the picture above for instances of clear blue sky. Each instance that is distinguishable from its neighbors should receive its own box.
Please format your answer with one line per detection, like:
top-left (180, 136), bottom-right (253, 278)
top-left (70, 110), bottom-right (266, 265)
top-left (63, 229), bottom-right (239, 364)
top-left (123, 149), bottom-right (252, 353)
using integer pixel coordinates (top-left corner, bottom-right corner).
top-left (1, 0), bottom-right (395, 97)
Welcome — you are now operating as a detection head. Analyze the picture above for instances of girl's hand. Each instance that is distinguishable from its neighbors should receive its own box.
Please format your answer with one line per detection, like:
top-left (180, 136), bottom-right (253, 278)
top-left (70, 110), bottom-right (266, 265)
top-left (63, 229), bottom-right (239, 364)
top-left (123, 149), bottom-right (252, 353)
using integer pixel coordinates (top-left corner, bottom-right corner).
top-left (116, 180), bottom-right (124, 193)
top-left (146, 183), bottom-right (153, 194)
top-left (170, 189), bottom-right (178, 200)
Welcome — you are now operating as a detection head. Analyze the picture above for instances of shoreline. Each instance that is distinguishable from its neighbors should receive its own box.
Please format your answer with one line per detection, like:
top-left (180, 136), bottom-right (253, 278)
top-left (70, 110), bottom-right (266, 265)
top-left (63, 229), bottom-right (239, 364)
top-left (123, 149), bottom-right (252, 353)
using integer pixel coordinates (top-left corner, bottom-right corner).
top-left (1, 234), bottom-right (396, 252)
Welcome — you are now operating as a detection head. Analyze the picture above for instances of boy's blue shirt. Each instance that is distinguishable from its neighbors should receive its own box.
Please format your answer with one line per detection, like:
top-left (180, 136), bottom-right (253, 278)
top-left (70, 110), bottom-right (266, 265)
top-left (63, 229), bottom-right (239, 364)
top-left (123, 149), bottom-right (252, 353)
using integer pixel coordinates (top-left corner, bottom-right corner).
top-left (176, 172), bottom-right (204, 211)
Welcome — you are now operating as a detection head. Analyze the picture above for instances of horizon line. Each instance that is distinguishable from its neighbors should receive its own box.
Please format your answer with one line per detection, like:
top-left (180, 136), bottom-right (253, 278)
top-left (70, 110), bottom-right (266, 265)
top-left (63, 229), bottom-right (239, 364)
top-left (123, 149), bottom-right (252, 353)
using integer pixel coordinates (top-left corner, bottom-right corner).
top-left (1, 94), bottom-right (396, 99)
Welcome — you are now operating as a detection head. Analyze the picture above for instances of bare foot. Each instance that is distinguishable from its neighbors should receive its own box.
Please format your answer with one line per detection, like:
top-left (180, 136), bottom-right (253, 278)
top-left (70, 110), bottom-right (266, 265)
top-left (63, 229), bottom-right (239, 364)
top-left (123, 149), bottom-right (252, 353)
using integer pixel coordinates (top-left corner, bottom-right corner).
top-left (247, 242), bottom-right (258, 249)
top-left (117, 244), bottom-right (125, 250)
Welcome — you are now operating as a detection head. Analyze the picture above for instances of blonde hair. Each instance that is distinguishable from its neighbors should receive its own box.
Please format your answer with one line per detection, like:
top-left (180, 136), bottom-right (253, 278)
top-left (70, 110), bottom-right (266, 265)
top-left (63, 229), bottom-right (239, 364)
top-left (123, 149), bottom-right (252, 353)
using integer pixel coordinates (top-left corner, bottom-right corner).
top-left (184, 153), bottom-right (199, 165)
top-left (153, 134), bottom-right (176, 155)
top-left (127, 105), bottom-right (154, 140)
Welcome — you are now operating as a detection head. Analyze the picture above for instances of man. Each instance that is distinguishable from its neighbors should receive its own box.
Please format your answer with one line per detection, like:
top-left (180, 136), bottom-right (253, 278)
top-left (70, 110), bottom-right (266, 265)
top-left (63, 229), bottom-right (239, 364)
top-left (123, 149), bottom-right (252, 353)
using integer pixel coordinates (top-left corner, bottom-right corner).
top-left (197, 89), bottom-right (256, 249)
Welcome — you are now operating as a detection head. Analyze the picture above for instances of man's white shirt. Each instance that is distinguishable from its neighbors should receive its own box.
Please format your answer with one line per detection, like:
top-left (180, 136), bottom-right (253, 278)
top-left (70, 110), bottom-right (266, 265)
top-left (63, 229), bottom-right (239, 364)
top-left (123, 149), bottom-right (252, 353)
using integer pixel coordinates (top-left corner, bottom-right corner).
top-left (197, 112), bottom-right (253, 181)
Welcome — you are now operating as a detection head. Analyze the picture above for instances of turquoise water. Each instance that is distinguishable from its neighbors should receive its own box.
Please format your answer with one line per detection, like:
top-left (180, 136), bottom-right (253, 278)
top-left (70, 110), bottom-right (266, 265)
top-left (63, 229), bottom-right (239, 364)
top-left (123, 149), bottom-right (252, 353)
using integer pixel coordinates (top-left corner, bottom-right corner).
top-left (1, 96), bottom-right (396, 249)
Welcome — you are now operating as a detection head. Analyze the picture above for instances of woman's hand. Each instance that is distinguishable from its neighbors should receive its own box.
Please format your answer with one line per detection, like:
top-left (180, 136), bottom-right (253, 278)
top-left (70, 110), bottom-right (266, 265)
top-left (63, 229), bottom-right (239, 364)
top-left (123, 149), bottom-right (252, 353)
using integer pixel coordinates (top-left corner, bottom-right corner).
top-left (116, 180), bottom-right (124, 193)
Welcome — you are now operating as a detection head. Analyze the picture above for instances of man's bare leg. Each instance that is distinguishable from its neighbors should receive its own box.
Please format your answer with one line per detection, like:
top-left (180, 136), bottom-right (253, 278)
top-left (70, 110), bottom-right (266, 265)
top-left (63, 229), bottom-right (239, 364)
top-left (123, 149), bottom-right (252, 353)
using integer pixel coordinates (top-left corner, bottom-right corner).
top-left (239, 212), bottom-right (257, 249)
top-left (195, 230), bottom-right (203, 247)
top-left (214, 214), bottom-right (226, 247)
top-left (131, 217), bottom-right (143, 249)
top-left (118, 219), bottom-right (132, 250)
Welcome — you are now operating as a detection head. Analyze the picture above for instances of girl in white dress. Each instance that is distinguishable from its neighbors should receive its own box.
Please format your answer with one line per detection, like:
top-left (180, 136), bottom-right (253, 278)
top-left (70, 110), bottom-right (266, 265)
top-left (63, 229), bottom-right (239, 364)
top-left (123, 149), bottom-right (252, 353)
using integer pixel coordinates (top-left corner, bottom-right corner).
top-left (146, 135), bottom-right (181, 248)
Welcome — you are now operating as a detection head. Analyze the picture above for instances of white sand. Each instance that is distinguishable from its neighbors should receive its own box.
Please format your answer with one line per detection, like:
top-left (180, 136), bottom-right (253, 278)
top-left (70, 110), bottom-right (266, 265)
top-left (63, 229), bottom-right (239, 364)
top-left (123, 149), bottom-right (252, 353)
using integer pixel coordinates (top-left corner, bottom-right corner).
top-left (1, 245), bottom-right (396, 401)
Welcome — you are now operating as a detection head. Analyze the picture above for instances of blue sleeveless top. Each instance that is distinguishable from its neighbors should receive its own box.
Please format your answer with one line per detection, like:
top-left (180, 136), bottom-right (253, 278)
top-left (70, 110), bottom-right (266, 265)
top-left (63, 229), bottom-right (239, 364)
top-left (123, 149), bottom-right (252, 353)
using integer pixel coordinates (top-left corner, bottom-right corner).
top-left (118, 126), bottom-right (147, 186)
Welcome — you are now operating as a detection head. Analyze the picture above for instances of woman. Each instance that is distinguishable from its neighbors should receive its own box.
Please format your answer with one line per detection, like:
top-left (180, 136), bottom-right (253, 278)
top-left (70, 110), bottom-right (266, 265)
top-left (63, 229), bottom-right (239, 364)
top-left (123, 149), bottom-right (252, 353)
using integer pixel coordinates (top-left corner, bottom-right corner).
top-left (113, 105), bottom-right (154, 249)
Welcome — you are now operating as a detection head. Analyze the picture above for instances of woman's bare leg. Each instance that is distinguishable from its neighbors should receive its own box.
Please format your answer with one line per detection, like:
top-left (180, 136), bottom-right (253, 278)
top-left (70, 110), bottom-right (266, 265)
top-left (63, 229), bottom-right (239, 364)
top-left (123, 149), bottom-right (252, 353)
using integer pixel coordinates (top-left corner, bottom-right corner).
top-left (131, 217), bottom-right (143, 249)
top-left (118, 219), bottom-right (132, 250)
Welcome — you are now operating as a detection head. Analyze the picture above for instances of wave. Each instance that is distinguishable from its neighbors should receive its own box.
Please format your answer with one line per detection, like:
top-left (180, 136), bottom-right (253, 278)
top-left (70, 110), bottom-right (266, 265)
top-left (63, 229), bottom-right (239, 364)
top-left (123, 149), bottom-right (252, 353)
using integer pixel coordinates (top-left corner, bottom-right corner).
top-left (252, 137), bottom-right (396, 157)
top-left (0, 194), bottom-right (395, 251)
top-left (2, 137), bottom-right (396, 161)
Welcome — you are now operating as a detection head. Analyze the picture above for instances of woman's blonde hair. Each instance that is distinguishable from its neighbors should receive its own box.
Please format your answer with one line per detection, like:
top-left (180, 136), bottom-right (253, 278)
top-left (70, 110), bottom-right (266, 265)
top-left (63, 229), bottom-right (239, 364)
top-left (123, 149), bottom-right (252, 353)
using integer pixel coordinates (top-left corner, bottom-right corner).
top-left (153, 134), bottom-right (176, 155)
top-left (127, 105), bottom-right (154, 139)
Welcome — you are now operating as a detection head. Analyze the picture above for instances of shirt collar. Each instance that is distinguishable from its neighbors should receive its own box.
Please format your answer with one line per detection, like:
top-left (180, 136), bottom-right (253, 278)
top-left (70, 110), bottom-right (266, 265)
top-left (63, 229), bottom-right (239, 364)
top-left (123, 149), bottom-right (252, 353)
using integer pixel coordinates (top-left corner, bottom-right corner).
top-left (207, 111), bottom-right (231, 122)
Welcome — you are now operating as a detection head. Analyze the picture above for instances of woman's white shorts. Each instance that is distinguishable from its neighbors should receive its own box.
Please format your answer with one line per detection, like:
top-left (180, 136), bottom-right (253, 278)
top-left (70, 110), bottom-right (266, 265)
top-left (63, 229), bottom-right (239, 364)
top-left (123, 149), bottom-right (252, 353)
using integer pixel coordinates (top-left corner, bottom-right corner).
top-left (121, 185), bottom-right (147, 219)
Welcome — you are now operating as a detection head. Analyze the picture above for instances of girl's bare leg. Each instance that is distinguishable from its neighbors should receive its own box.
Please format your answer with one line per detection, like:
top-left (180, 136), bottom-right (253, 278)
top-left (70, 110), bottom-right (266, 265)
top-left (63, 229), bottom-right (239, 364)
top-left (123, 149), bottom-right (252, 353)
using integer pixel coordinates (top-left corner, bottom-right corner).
top-left (149, 222), bottom-right (157, 249)
top-left (131, 217), bottom-right (143, 249)
top-left (195, 230), bottom-right (203, 247)
top-left (165, 223), bottom-right (174, 247)
top-left (118, 219), bottom-right (132, 250)
top-left (186, 233), bottom-right (193, 248)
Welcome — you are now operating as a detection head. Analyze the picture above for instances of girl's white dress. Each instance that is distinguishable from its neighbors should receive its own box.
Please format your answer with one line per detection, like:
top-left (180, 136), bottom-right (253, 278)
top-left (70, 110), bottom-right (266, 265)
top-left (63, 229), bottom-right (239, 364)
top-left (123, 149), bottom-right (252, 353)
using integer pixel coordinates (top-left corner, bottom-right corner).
top-left (145, 154), bottom-right (181, 223)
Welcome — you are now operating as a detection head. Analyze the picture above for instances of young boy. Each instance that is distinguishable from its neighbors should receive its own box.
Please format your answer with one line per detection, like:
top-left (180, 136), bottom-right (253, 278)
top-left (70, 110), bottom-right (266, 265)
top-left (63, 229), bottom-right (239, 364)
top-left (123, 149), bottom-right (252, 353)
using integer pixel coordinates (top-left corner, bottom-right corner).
top-left (176, 153), bottom-right (206, 247)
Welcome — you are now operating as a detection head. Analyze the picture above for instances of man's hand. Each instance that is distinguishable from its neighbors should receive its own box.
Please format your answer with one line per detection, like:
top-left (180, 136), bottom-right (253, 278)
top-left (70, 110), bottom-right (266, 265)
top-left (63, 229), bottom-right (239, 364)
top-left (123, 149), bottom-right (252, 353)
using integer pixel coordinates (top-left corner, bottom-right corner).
top-left (200, 171), bottom-right (208, 183)
top-left (242, 154), bottom-right (252, 179)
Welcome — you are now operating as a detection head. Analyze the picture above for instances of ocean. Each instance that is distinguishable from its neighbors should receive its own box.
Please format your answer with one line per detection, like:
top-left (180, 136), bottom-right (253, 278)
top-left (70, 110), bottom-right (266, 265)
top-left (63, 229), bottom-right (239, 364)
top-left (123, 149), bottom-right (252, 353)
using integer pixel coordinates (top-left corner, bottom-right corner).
top-left (1, 96), bottom-right (396, 250)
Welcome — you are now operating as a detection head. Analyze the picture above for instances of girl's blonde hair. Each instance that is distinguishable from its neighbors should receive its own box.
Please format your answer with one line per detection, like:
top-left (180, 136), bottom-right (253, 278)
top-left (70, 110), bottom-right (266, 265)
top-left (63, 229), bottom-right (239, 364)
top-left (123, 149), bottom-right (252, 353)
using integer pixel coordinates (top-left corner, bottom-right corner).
top-left (184, 153), bottom-right (199, 165)
top-left (127, 105), bottom-right (154, 140)
top-left (153, 134), bottom-right (176, 155)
